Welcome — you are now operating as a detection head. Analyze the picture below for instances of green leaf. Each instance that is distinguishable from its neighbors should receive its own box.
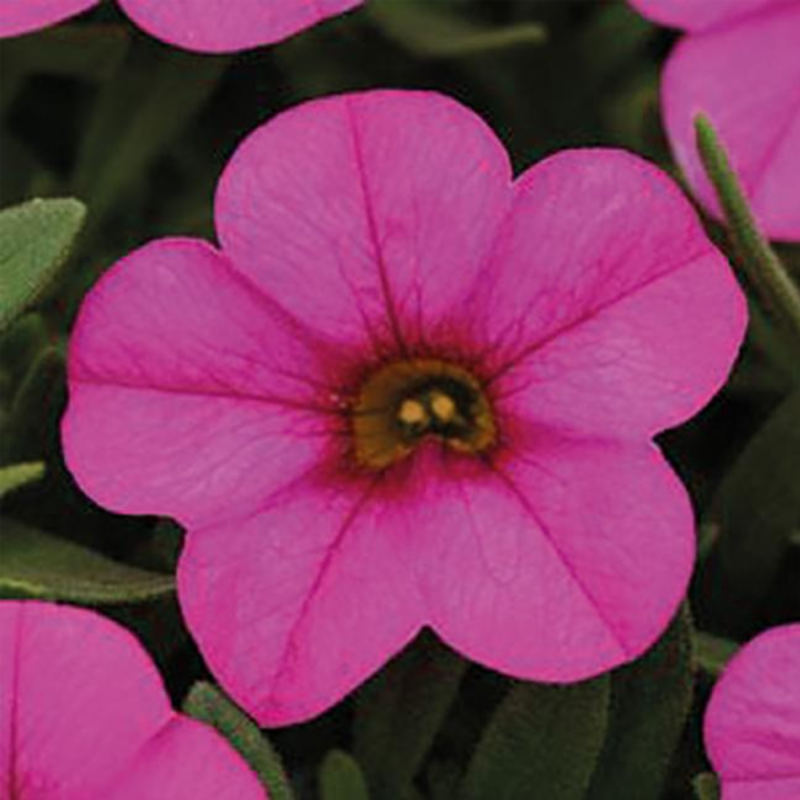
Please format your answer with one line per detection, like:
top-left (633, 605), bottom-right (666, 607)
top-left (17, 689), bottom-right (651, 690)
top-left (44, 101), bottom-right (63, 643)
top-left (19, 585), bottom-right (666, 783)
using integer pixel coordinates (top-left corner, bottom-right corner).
top-left (0, 520), bottom-right (175, 604)
top-left (461, 676), bottom-right (610, 800)
top-left (693, 772), bottom-right (721, 800)
top-left (587, 607), bottom-right (694, 800)
top-left (695, 115), bottom-right (800, 342)
top-left (694, 631), bottom-right (739, 678)
top-left (354, 633), bottom-right (466, 799)
top-left (369, 0), bottom-right (546, 58)
top-left (0, 198), bottom-right (86, 332)
top-left (700, 386), bottom-right (800, 632)
top-left (0, 462), bottom-right (45, 498)
top-left (319, 750), bottom-right (370, 800)
top-left (184, 682), bottom-right (294, 800)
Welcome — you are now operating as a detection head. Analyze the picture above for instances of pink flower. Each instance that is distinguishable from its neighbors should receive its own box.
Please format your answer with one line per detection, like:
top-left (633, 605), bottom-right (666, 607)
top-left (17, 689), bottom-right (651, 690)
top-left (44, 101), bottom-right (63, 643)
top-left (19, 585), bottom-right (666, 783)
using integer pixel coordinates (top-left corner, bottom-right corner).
top-left (0, 0), bottom-right (362, 52)
top-left (704, 624), bottom-right (800, 800)
top-left (629, 0), bottom-right (800, 241)
top-left (62, 90), bottom-right (746, 726)
top-left (0, 600), bottom-right (266, 799)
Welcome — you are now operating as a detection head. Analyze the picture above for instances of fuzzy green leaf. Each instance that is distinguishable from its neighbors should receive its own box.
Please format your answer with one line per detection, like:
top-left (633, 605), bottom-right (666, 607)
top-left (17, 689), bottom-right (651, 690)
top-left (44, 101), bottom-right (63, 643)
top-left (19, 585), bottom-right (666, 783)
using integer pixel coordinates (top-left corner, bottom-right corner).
top-left (319, 751), bottom-right (370, 800)
top-left (0, 198), bottom-right (86, 332)
top-left (0, 520), bottom-right (174, 604)
top-left (461, 676), bottom-right (610, 800)
top-left (184, 682), bottom-right (294, 800)
top-left (587, 607), bottom-right (694, 800)
top-left (0, 462), bottom-right (45, 498)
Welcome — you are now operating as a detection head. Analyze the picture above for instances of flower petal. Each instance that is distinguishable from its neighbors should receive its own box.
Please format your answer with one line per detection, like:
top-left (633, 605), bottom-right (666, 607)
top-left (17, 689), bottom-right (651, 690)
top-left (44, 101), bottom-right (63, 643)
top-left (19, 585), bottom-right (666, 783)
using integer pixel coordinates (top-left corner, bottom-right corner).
top-left (408, 440), bottom-right (694, 682)
top-left (63, 238), bottom-right (336, 527)
top-left (108, 717), bottom-right (265, 800)
top-left (0, 0), bottom-right (98, 37)
top-left (0, 601), bottom-right (170, 798)
top-left (178, 474), bottom-right (424, 726)
top-left (117, 0), bottom-right (363, 52)
top-left (628, 0), bottom-right (792, 32)
top-left (662, 3), bottom-right (800, 241)
top-left (705, 624), bottom-right (800, 797)
top-left (477, 149), bottom-right (745, 439)
top-left (215, 91), bottom-right (512, 354)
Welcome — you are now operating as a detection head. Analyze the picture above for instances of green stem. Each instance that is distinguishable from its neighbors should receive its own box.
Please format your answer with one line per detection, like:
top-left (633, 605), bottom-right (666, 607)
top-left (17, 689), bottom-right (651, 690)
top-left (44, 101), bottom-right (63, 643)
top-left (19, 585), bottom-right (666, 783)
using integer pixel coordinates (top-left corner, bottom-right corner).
top-left (695, 114), bottom-right (800, 342)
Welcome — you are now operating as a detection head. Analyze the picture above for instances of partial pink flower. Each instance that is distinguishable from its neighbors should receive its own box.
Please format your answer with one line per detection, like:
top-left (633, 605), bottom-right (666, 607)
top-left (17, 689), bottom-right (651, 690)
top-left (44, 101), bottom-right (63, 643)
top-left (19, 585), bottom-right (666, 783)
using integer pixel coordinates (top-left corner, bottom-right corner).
top-left (629, 0), bottom-right (800, 241)
top-left (0, 600), bottom-right (266, 799)
top-left (0, 0), bottom-right (362, 52)
top-left (62, 90), bottom-right (747, 726)
top-left (704, 624), bottom-right (800, 800)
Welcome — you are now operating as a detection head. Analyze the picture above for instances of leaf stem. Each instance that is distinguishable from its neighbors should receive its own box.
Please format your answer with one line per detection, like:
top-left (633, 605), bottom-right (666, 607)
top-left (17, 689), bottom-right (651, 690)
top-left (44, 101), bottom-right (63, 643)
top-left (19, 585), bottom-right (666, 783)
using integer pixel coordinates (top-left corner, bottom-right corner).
top-left (695, 115), bottom-right (800, 342)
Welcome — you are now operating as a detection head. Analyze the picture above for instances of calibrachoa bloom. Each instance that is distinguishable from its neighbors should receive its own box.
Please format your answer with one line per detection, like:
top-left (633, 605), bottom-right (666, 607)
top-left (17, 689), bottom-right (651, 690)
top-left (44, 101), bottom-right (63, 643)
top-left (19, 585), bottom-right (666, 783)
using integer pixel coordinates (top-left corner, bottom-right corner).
top-left (0, 0), bottom-right (362, 52)
top-left (630, 0), bottom-right (800, 241)
top-left (0, 601), bottom-right (266, 799)
top-left (705, 624), bottom-right (800, 800)
top-left (62, 90), bottom-right (746, 726)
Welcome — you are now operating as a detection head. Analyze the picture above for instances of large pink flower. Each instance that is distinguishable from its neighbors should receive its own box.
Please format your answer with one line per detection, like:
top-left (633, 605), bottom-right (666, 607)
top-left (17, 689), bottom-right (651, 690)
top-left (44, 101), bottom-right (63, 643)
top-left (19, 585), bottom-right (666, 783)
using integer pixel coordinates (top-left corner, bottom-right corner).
top-left (0, 600), bottom-right (266, 799)
top-left (630, 0), bottom-right (800, 241)
top-left (705, 624), bottom-right (800, 800)
top-left (62, 90), bottom-right (746, 726)
top-left (0, 0), bottom-right (362, 52)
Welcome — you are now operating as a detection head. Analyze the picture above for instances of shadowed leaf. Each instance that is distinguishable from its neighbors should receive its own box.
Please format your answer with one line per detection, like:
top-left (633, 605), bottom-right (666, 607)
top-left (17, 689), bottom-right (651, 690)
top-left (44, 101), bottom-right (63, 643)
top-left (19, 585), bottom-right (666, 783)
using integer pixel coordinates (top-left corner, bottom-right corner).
top-left (461, 676), bottom-right (610, 800)
top-left (319, 750), bottom-right (370, 800)
top-left (700, 386), bottom-right (800, 633)
top-left (0, 520), bottom-right (174, 604)
top-left (587, 607), bottom-right (693, 800)
top-left (354, 633), bottom-right (466, 799)
top-left (369, 0), bottom-right (546, 58)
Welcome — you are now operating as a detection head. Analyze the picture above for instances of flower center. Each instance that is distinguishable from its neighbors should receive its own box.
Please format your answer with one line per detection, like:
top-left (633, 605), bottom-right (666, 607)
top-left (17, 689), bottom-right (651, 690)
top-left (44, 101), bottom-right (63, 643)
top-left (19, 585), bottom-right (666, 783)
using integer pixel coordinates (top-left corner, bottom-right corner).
top-left (352, 359), bottom-right (496, 470)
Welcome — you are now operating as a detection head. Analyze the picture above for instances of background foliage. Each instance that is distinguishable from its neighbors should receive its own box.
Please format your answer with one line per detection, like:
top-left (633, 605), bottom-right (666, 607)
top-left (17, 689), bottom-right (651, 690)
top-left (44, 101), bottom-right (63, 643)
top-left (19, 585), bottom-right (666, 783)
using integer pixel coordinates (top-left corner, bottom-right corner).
top-left (2, 1), bottom-right (799, 798)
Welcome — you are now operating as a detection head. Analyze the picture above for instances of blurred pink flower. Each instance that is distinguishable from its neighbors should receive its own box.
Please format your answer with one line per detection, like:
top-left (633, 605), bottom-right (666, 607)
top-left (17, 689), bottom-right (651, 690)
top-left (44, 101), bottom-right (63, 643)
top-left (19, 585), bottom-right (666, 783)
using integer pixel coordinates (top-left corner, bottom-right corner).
top-left (705, 624), bottom-right (800, 800)
top-left (630, 0), bottom-right (800, 241)
top-left (0, 0), bottom-right (362, 52)
top-left (0, 600), bottom-right (266, 799)
top-left (62, 90), bottom-right (746, 726)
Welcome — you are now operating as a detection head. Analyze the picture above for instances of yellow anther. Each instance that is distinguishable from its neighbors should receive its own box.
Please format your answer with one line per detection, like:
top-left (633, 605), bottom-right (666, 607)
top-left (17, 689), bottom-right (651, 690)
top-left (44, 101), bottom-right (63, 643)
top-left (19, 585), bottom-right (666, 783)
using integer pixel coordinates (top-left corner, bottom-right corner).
top-left (430, 392), bottom-right (457, 423)
top-left (398, 399), bottom-right (428, 426)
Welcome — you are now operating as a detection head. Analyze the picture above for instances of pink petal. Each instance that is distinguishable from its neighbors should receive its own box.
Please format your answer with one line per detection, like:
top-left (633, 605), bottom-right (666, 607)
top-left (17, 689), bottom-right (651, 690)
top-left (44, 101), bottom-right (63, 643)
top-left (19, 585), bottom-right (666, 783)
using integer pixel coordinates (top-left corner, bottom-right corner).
top-left (117, 0), bottom-right (362, 52)
top-left (721, 779), bottom-right (800, 800)
top-left (628, 0), bottom-right (792, 31)
top-left (215, 91), bottom-right (512, 354)
top-left (62, 238), bottom-right (337, 527)
top-left (108, 718), bottom-right (265, 800)
top-left (0, 601), bottom-right (166, 797)
top-left (0, 601), bottom-right (265, 799)
top-left (478, 149), bottom-right (746, 439)
top-left (0, 0), bottom-right (98, 37)
top-left (662, 3), bottom-right (800, 241)
top-left (178, 475), bottom-right (424, 726)
top-left (705, 624), bottom-right (800, 800)
top-left (406, 440), bottom-right (694, 682)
